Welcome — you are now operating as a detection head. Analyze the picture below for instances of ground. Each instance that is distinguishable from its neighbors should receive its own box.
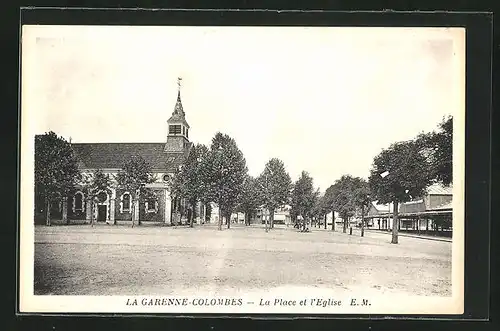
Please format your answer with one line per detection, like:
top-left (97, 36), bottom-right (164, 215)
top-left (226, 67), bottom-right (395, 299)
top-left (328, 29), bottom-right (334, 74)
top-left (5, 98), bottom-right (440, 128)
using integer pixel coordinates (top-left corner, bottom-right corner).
top-left (34, 223), bottom-right (452, 296)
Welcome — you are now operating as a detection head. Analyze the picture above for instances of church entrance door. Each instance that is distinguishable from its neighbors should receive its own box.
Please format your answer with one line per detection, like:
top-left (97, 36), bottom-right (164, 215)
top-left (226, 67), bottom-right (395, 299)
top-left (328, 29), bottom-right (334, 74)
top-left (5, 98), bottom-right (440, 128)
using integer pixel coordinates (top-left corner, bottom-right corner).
top-left (97, 205), bottom-right (107, 222)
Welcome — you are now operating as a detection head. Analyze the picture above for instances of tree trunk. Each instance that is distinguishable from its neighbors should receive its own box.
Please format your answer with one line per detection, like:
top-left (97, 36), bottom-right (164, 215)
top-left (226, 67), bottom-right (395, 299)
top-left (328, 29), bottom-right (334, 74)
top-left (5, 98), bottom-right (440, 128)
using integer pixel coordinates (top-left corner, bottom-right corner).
top-left (391, 201), bottom-right (399, 244)
top-left (91, 200), bottom-right (95, 227)
top-left (331, 210), bottom-right (335, 231)
top-left (136, 190), bottom-right (141, 226)
top-left (62, 197), bottom-right (69, 225)
top-left (227, 212), bottom-right (231, 229)
top-left (270, 208), bottom-right (275, 229)
top-left (361, 205), bottom-right (365, 237)
top-left (179, 199), bottom-right (183, 225)
top-left (342, 217), bottom-right (347, 233)
top-left (265, 210), bottom-right (269, 233)
top-left (200, 202), bottom-right (205, 224)
top-left (131, 198), bottom-right (135, 228)
top-left (324, 214), bottom-right (327, 229)
top-left (206, 203), bottom-right (211, 223)
top-left (45, 198), bottom-right (51, 226)
top-left (218, 207), bottom-right (222, 231)
top-left (189, 200), bottom-right (195, 228)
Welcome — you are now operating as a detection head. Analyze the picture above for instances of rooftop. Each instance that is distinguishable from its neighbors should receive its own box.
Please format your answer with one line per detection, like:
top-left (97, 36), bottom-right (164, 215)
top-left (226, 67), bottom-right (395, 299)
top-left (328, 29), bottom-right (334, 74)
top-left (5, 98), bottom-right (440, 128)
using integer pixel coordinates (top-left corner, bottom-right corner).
top-left (71, 142), bottom-right (191, 172)
top-left (427, 183), bottom-right (453, 195)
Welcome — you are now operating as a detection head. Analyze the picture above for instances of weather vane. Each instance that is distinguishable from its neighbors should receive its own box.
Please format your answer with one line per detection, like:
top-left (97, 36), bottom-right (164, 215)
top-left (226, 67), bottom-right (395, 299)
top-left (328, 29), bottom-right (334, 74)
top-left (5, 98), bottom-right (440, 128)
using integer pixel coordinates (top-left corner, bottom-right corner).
top-left (177, 77), bottom-right (182, 91)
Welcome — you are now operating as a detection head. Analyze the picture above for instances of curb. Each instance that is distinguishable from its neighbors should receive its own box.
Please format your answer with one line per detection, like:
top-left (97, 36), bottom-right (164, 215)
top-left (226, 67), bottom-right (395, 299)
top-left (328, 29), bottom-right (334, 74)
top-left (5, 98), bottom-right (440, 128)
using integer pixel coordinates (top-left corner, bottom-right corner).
top-left (397, 233), bottom-right (452, 243)
top-left (365, 230), bottom-right (452, 243)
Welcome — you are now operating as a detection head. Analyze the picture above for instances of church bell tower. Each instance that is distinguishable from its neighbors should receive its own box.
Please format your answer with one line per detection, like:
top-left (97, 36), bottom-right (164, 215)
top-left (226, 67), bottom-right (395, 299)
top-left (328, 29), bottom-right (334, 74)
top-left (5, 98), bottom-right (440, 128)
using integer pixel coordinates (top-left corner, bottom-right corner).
top-left (164, 77), bottom-right (190, 153)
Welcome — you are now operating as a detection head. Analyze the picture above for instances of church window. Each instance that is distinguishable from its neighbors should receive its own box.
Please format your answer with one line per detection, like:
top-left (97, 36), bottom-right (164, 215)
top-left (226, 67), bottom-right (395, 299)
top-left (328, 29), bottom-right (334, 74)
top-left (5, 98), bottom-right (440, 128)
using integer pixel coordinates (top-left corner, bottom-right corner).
top-left (122, 193), bottom-right (131, 212)
top-left (186, 128), bottom-right (189, 138)
top-left (146, 198), bottom-right (157, 212)
top-left (182, 126), bottom-right (185, 135)
top-left (169, 125), bottom-right (181, 135)
top-left (74, 192), bottom-right (83, 212)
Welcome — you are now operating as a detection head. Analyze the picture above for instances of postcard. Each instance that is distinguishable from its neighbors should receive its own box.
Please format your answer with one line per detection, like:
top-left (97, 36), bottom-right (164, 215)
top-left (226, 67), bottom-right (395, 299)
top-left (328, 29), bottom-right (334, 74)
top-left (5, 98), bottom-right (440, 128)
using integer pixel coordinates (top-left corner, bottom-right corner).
top-left (19, 25), bottom-right (465, 315)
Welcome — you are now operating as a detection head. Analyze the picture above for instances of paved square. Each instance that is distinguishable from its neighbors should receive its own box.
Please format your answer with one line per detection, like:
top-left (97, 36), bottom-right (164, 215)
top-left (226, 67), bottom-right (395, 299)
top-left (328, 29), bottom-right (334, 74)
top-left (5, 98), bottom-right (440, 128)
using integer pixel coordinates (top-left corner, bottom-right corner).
top-left (34, 224), bottom-right (452, 296)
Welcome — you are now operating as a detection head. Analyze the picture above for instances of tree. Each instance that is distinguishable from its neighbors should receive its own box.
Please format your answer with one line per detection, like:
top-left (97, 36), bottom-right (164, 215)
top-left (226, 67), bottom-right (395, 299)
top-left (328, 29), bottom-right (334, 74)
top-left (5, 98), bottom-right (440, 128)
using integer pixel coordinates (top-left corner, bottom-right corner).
top-left (316, 194), bottom-right (331, 229)
top-left (204, 203), bottom-right (212, 223)
top-left (195, 144), bottom-right (212, 224)
top-left (171, 144), bottom-right (210, 227)
top-left (415, 116), bottom-right (453, 186)
top-left (203, 132), bottom-right (248, 230)
top-left (291, 171), bottom-right (318, 232)
top-left (257, 158), bottom-right (292, 231)
top-left (328, 175), bottom-right (358, 233)
top-left (35, 132), bottom-right (81, 226)
top-left (80, 169), bottom-right (112, 227)
top-left (237, 175), bottom-right (262, 226)
top-left (311, 194), bottom-right (327, 228)
top-left (290, 204), bottom-right (299, 228)
top-left (368, 140), bottom-right (434, 244)
top-left (351, 177), bottom-right (371, 237)
top-left (115, 156), bottom-right (156, 228)
top-left (323, 185), bottom-right (338, 231)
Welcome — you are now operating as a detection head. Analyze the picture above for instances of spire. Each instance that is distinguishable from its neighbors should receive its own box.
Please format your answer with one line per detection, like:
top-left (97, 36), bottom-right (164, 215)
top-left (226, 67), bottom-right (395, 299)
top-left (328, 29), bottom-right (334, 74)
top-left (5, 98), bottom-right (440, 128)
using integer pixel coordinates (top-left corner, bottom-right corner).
top-left (173, 77), bottom-right (184, 116)
top-left (167, 77), bottom-right (189, 128)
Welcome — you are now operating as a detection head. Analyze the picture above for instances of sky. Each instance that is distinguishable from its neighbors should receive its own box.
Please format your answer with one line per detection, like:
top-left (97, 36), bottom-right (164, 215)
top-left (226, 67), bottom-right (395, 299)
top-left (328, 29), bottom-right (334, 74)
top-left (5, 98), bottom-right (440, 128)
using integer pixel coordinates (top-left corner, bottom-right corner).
top-left (21, 26), bottom-right (463, 193)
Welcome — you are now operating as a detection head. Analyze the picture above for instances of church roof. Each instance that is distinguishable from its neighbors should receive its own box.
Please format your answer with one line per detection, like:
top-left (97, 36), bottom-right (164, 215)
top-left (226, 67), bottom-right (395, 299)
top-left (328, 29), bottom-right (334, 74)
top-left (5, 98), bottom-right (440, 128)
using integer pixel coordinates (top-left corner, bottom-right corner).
top-left (71, 142), bottom-right (192, 172)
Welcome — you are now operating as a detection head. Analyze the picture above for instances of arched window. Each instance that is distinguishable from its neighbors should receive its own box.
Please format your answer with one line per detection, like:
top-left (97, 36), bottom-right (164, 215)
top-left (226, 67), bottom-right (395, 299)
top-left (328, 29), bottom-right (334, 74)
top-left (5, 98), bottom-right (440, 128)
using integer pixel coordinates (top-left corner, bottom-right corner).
top-left (122, 193), bottom-right (131, 212)
top-left (97, 191), bottom-right (107, 203)
top-left (73, 192), bottom-right (84, 212)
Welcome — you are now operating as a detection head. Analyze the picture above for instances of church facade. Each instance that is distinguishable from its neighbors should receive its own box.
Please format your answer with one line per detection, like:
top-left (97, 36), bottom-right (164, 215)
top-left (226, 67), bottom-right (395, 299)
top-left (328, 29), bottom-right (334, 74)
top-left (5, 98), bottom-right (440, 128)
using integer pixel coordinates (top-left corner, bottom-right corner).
top-left (42, 79), bottom-right (199, 225)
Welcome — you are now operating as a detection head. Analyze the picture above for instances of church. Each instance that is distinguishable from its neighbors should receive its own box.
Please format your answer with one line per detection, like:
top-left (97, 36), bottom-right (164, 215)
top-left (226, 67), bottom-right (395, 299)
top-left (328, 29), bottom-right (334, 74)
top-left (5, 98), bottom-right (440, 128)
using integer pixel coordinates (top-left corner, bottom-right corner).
top-left (44, 78), bottom-right (201, 225)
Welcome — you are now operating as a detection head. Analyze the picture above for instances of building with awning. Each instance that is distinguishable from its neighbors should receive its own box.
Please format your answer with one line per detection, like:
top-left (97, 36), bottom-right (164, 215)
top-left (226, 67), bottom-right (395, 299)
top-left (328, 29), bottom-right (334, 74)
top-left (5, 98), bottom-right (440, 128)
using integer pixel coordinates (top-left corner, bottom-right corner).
top-left (365, 184), bottom-right (453, 236)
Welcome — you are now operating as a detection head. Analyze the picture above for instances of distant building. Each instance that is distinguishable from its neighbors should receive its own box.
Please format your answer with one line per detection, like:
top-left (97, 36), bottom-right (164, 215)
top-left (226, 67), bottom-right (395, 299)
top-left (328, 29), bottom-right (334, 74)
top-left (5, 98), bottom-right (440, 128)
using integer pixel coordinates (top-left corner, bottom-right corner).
top-left (207, 205), bottom-right (252, 225)
top-left (325, 211), bottom-right (342, 226)
top-left (256, 205), bottom-right (292, 226)
top-left (366, 201), bottom-right (391, 229)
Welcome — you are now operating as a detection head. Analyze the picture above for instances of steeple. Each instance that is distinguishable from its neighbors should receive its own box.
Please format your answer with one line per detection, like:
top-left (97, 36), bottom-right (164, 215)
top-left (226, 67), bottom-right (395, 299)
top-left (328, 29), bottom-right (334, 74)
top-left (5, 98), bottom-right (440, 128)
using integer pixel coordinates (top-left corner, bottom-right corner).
top-left (165, 77), bottom-right (190, 153)
top-left (167, 77), bottom-right (189, 128)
